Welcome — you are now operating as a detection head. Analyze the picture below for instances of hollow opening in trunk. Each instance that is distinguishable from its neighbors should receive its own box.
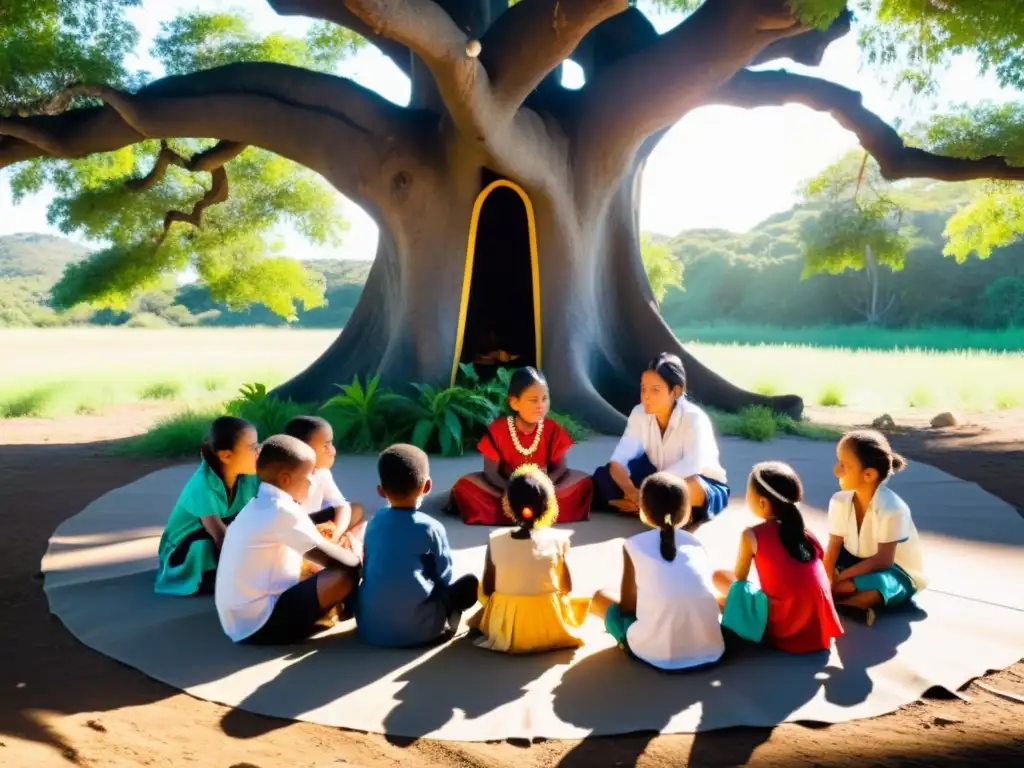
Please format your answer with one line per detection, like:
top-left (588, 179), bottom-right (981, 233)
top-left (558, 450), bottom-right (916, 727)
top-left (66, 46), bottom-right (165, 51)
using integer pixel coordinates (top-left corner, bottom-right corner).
top-left (453, 169), bottom-right (540, 383)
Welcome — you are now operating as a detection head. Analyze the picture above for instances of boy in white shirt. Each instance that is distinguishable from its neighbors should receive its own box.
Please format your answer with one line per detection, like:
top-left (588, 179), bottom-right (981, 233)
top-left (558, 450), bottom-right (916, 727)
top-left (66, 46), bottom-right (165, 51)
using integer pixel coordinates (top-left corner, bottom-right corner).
top-left (215, 435), bottom-right (360, 645)
top-left (285, 415), bottom-right (367, 560)
top-left (824, 430), bottom-right (927, 624)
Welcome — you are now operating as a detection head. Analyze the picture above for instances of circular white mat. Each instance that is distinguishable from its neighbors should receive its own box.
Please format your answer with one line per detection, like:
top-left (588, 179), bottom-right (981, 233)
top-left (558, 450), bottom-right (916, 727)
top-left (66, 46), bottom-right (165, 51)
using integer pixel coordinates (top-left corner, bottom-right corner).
top-left (42, 438), bottom-right (1024, 740)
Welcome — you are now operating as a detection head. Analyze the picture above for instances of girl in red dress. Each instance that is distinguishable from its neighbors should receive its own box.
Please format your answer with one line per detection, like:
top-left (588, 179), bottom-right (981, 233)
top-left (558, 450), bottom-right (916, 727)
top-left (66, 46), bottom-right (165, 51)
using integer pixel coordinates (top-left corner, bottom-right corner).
top-left (449, 368), bottom-right (594, 525)
top-left (713, 461), bottom-right (843, 653)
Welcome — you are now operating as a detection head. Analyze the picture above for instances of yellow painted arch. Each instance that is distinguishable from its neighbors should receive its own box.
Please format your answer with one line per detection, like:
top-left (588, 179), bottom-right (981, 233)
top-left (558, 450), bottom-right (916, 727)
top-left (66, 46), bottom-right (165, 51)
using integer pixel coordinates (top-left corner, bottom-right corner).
top-left (450, 178), bottom-right (542, 386)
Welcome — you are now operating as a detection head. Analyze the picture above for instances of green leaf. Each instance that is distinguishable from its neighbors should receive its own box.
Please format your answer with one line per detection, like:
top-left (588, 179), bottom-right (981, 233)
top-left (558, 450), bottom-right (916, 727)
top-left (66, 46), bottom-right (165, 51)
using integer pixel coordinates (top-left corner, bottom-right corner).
top-left (411, 419), bottom-right (435, 450)
top-left (438, 423), bottom-right (456, 457)
top-left (443, 407), bottom-right (463, 446)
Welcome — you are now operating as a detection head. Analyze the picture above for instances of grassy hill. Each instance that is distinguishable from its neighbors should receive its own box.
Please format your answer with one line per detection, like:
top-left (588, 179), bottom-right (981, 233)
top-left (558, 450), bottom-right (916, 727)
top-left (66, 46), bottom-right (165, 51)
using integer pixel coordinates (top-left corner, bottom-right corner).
top-left (0, 233), bottom-right (89, 279)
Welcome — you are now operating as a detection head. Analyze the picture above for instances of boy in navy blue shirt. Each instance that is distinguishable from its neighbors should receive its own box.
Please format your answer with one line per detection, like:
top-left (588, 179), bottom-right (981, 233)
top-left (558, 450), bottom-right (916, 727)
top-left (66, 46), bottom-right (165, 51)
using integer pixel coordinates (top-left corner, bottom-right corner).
top-left (356, 444), bottom-right (479, 647)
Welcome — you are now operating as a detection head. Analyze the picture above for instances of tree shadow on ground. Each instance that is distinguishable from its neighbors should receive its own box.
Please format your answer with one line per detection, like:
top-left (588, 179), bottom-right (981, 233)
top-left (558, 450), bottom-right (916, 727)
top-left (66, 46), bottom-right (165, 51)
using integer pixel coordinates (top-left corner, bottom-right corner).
top-left (382, 633), bottom-right (575, 745)
top-left (218, 625), bottom-right (409, 740)
top-left (552, 643), bottom-right (836, 767)
top-left (553, 607), bottom-right (928, 768)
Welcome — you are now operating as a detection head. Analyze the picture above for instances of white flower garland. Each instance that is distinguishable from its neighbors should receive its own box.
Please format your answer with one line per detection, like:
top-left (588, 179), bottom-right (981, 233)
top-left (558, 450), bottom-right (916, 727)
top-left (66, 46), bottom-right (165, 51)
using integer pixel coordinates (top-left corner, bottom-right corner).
top-left (508, 415), bottom-right (543, 456)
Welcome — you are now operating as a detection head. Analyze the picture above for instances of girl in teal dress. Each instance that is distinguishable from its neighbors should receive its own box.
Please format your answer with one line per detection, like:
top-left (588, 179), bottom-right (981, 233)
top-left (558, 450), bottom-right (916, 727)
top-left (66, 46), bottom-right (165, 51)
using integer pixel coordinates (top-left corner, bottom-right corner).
top-left (155, 417), bottom-right (260, 596)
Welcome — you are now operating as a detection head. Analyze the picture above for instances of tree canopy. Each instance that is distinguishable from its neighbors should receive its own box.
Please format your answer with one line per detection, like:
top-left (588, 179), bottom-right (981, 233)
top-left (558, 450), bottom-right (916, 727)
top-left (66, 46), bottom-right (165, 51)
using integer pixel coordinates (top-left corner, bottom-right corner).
top-left (2, 0), bottom-right (1024, 319)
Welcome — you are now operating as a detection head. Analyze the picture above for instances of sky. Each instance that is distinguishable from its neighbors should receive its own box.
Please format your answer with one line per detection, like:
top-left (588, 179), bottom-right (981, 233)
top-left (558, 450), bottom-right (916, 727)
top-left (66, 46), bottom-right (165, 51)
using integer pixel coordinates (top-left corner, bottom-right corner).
top-left (0, 1), bottom-right (1016, 260)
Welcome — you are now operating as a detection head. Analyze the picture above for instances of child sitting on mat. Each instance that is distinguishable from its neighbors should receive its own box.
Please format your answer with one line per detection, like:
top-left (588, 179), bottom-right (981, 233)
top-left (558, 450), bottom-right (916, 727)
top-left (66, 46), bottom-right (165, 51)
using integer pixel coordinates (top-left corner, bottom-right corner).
top-left (156, 416), bottom-right (260, 596)
top-left (357, 444), bottom-right (479, 648)
top-left (714, 461), bottom-right (843, 653)
top-left (592, 353), bottom-right (729, 529)
top-left (824, 430), bottom-right (927, 624)
top-left (471, 464), bottom-right (590, 654)
top-left (284, 415), bottom-right (368, 562)
top-left (215, 435), bottom-right (360, 645)
top-left (590, 472), bottom-right (724, 671)
top-left (448, 367), bottom-right (593, 525)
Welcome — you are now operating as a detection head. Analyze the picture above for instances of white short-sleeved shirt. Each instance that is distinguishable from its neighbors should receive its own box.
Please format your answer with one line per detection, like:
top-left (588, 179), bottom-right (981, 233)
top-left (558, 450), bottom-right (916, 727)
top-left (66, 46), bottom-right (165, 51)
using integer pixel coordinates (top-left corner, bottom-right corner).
top-left (827, 483), bottom-right (927, 590)
top-left (610, 399), bottom-right (727, 484)
top-left (215, 483), bottom-right (358, 642)
top-left (301, 468), bottom-right (350, 529)
top-left (624, 529), bottom-right (725, 670)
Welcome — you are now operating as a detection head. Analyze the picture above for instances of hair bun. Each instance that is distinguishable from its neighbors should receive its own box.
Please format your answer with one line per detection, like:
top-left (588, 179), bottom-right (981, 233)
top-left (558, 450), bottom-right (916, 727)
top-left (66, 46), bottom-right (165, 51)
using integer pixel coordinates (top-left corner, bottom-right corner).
top-left (891, 453), bottom-right (907, 472)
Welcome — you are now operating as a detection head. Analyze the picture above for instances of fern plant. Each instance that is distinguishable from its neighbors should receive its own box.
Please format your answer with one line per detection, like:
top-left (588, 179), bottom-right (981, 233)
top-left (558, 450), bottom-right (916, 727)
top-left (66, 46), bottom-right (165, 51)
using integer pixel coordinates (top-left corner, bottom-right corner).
top-left (405, 384), bottom-right (498, 457)
top-left (225, 382), bottom-right (311, 437)
top-left (457, 363), bottom-right (513, 410)
top-left (320, 375), bottom-right (414, 453)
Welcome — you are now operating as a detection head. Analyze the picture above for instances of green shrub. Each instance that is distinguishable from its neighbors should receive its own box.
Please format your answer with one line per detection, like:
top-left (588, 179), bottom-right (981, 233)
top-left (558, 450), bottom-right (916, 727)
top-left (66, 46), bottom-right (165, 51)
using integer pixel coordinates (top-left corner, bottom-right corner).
top-left (708, 407), bottom-right (839, 443)
top-left (736, 405), bottom-right (777, 441)
top-left (320, 375), bottom-right (413, 453)
top-left (547, 411), bottom-right (594, 443)
top-left (995, 389), bottom-right (1023, 410)
top-left (774, 414), bottom-right (841, 441)
top-left (226, 383), bottom-right (313, 438)
top-left (203, 376), bottom-right (226, 392)
top-left (817, 383), bottom-right (845, 407)
top-left (907, 386), bottom-right (933, 408)
top-left (457, 363), bottom-right (512, 409)
top-left (117, 409), bottom-right (218, 457)
top-left (139, 380), bottom-right (183, 400)
top-left (403, 384), bottom-right (499, 457)
top-left (0, 387), bottom-right (54, 418)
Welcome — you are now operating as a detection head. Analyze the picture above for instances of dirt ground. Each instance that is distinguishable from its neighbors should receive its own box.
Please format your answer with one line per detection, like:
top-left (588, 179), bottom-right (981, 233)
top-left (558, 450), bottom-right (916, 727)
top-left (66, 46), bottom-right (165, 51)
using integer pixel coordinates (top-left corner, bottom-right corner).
top-left (1, 406), bottom-right (1023, 768)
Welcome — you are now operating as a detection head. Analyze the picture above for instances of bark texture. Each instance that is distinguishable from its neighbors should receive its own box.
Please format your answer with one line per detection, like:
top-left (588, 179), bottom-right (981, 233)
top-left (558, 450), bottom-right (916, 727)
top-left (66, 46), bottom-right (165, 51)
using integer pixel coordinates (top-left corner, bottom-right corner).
top-left (4, 1), bottom-right (1023, 432)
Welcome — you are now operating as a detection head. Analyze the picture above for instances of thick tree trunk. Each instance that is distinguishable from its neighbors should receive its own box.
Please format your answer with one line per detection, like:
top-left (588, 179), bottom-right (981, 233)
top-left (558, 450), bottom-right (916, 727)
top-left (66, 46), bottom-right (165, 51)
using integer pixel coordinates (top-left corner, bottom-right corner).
top-left (273, 127), bottom-right (803, 433)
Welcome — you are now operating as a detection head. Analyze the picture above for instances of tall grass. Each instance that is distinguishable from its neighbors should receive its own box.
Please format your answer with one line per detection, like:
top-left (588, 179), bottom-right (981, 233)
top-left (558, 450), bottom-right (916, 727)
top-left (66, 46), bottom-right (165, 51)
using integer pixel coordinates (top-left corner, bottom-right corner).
top-left (673, 323), bottom-right (1024, 353)
top-left (2, 327), bottom-right (1023, 421)
top-left (115, 409), bottom-right (218, 457)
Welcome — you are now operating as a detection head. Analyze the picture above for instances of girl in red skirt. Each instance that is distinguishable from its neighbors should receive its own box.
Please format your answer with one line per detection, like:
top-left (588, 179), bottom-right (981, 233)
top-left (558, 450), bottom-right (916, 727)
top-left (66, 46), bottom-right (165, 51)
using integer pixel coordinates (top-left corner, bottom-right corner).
top-left (449, 367), bottom-right (593, 525)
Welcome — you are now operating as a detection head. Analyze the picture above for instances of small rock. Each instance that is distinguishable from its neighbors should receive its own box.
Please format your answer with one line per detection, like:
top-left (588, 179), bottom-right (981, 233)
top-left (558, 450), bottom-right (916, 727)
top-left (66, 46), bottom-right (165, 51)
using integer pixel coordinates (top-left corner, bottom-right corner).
top-left (931, 411), bottom-right (960, 428)
top-left (86, 719), bottom-right (107, 733)
top-left (872, 414), bottom-right (896, 431)
top-left (934, 715), bottom-right (964, 726)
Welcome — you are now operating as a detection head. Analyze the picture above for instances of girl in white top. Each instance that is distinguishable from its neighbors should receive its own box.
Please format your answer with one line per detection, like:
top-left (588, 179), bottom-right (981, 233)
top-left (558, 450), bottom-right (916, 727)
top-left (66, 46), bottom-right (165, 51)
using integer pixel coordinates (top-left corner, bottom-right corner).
top-left (284, 415), bottom-right (368, 562)
top-left (824, 429), bottom-right (927, 624)
top-left (592, 353), bottom-right (730, 529)
top-left (591, 472), bottom-right (725, 671)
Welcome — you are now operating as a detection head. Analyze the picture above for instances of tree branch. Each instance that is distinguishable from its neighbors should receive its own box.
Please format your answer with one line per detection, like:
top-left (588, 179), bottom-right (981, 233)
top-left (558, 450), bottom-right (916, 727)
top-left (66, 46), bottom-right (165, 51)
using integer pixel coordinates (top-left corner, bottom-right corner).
top-left (159, 166), bottom-right (231, 244)
top-left (575, 0), bottom-right (806, 188)
top-left (265, 0), bottom-right (412, 75)
top-left (343, 0), bottom-right (496, 138)
top-left (126, 140), bottom-right (247, 191)
top-left (571, 6), bottom-right (659, 80)
top-left (0, 63), bottom-right (413, 209)
top-left (709, 69), bottom-right (1024, 182)
top-left (480, 0), bottom-right (628, 109)
top-left (750, 8), bottom-right (851, 66)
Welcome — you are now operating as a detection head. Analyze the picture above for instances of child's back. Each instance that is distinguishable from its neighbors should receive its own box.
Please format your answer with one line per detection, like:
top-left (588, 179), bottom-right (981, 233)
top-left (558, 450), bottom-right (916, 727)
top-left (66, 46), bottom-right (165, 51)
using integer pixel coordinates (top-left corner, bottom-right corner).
top-left (357, 507), bottom-right (452, 647)
top-left (357, 444), bottom-right (479, 647)
top-left (751, 520), bottom-right (839, 652)
top-left (625, 528), bottom-right (724, 670)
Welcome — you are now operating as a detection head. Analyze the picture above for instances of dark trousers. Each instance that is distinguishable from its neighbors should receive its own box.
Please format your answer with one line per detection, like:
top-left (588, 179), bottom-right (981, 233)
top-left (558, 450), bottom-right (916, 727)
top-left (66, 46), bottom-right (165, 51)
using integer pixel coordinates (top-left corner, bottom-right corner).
top-left (443, 574), bottom-right (480, 614)
top-left (592, 454), bottom-right (659, 509)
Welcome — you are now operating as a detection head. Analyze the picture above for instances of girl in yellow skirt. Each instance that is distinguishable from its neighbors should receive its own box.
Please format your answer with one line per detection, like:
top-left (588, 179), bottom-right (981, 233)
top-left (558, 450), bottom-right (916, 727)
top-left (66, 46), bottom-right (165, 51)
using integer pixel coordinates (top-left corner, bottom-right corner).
top-left (471, 464), bottom-right (590, 653)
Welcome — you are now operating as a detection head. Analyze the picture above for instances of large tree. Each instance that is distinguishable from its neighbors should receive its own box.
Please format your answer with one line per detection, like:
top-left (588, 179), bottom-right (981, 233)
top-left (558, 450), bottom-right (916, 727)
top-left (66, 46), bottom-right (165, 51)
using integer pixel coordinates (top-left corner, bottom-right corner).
top-left (3, 0), bottom-right (1024, 432)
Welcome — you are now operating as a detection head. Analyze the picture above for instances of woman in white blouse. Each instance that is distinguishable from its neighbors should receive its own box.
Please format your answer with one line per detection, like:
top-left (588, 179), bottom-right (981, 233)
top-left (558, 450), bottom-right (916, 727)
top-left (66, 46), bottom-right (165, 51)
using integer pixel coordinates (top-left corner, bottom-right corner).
top-left (592, 353), bottom-right (730, 528)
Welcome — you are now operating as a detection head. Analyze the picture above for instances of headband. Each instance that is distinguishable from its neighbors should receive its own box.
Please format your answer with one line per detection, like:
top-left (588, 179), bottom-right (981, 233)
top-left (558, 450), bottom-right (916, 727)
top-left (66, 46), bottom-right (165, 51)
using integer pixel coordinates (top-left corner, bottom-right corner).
top-left (752, 467), bottom-right (796, 505)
